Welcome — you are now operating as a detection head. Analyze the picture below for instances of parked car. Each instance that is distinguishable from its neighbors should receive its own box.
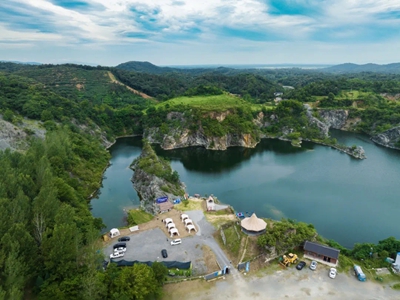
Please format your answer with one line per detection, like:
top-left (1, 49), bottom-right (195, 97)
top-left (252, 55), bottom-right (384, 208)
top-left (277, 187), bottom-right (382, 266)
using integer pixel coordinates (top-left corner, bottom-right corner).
top-left (296, 261), bottom-right (306, 270)
top-left (310, 260), bottom-right (318, 271)
top-left (329, 268), bottom-right (337, 279)
top-left (110, 251), bottom-right (124, 259)
top-left (114, 247), bottom-right (127, 253)
top-left (161, 249), bottom-right (168, 258)
top-left (118, 236), bottom-right (130, 242)
top-left (113, 242), bottom-right (126, 249)
top-left (171, 238), bottom-right (182, 246)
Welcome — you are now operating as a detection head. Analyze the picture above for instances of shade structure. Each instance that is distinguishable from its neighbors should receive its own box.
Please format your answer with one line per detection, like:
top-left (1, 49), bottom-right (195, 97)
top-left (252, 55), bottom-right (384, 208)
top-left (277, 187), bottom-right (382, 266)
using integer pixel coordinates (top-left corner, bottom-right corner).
top-left (186, 224), bottom-right (197, 233)
top-left (184, 219), bottom-right (193, 226)
top-left (170, 228), bottom-right (179, 237)
top-left (164, 218), bottom-right (173, 226)
top-left (167, 223), bottom-right (176, 231)
top-left (240, 213), bottom-right (266, 235)
top-left (109, 228), bottom-right (120, 238)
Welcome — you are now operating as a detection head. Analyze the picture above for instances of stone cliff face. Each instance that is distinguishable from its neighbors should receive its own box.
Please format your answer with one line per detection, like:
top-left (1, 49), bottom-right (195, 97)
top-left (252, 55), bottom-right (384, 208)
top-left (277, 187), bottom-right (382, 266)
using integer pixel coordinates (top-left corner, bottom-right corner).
top-left (371, 126), bottom-right (400, 150)
top-left (304, 104), bottom-right (329, 137)
top-left (318, 109), bottom-right (349, 129)
top-left (131, 167), bottom-right (185, 215)
top-left (0, 117), bottom-right (46, 151)
top-left (144, 111), bottom-right (258, 150)
top-left (131, 141), bottom-right (186, 215)
top-left (145, 127), bottom-right (258, 150)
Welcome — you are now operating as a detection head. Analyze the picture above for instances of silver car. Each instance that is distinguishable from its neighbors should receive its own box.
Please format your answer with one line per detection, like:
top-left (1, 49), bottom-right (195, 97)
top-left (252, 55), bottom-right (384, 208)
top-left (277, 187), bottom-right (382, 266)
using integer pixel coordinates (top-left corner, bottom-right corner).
top-left (310, 260), bottom-right (318, 270)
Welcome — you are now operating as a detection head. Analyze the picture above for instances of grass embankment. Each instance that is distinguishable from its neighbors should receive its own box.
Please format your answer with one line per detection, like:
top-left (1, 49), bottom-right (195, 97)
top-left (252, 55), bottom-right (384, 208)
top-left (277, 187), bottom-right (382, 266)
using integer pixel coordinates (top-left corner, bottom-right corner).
top-left (127, 209), bottom-right (154, 225)
top-left (174, 198), bottom-right (203, 211)
top-left (156, 94), bottom-right (257, 112)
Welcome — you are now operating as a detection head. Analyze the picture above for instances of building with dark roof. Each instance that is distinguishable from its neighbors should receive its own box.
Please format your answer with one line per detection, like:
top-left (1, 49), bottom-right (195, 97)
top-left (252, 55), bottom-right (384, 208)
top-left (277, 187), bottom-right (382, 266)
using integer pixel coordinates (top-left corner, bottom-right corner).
top-left (303, 241), bottom-right (340, 267)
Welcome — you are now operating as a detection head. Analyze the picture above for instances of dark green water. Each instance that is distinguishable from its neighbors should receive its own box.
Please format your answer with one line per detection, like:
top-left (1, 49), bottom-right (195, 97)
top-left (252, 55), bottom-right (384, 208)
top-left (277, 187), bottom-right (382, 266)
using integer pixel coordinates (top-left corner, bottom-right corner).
top-left (91, 131), bottom-right (400, 248)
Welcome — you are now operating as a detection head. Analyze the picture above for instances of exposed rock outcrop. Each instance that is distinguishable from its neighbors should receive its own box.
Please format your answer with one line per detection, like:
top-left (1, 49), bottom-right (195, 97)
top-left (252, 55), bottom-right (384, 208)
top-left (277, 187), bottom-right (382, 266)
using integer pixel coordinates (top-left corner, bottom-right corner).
top-left (0, 118), bottom-right (46, 151)
top-left (371, 126), bottom-right (400, 150)
top-left (130, 141), bottom-right (185, 215)
top-left (318, 109), bottom-right (349, 129)
top-left (304, 104), bottom-right (329, 137)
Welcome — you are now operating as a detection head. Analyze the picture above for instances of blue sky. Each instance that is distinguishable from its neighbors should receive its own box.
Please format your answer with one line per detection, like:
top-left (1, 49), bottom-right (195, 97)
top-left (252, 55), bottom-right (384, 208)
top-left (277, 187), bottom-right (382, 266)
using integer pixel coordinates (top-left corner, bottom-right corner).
top-left (0, 0), bottom-right (399, 66)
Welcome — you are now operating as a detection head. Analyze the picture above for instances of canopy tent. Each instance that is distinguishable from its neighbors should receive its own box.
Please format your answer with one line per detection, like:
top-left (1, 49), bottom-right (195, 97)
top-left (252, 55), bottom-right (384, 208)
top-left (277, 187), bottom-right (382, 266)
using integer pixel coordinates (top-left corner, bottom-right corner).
top-left (206, 196), bottom-right (215, 211)
top-left (109, 228), bottom-right (120, 238)
top-left (169, 228), bottom-right (180, 237)
top-left (186, 224), bottom-right (197, 233)
top-left (167, 223), bottom-right (176, 231)
top-left (180, 214), bottom-right (189, 222)
top-left (184, 219), bottom-right (193, 226)
top-left (164, 218), bottom-right (173, 225)
top-left (240, 213), bottom-right (267, 235)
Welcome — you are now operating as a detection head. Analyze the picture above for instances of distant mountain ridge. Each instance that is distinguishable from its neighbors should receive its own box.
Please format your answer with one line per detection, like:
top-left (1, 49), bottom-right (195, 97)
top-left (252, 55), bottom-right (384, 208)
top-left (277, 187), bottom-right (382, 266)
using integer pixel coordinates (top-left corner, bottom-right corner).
top-left (322, 63), bottom-right (400, 74)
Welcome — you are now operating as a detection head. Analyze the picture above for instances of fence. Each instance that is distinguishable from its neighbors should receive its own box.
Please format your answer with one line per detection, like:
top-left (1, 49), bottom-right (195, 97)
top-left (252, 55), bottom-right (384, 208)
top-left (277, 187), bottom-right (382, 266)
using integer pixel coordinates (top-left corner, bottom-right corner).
top-left (110, 259), bottom-right (192, 270)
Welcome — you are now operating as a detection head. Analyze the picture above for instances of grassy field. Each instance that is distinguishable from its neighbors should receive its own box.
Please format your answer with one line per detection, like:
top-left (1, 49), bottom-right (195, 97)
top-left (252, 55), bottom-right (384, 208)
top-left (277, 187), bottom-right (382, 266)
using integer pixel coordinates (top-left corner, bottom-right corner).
top-left (127, 209), bottom-right (154, 225)
top-left (174, 198), bottom-right (204, 211)
top-left (156, 94), bottom-right (270, 112)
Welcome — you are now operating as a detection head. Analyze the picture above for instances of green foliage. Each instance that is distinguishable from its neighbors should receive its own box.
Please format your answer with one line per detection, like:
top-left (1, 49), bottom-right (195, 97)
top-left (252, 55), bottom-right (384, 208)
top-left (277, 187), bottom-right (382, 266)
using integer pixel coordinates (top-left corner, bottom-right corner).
top-left (185, 85), bottom-right (223, 96)
top-left (134, 140), bottom-right (182, 188)
top-left (257, 219), bottom-right (316, 254)
top-left (103, 263), bottom-right (163, 300)
top-left (0, 126), bottom-right (110, 299)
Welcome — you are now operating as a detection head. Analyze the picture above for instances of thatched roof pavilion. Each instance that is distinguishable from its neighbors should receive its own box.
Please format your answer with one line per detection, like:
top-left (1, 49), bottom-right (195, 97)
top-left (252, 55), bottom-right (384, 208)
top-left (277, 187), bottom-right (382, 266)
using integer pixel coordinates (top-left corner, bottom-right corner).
top-left (240, 213), bottom-right (267, 235)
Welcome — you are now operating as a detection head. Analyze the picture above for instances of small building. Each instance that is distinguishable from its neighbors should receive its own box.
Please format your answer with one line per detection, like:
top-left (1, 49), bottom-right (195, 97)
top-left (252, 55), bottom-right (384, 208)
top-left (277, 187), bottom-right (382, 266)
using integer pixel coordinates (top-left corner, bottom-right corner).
top-left (240, 213), bottom-right (267, 236)
top-left (206, 196), bottom-right (215, 211)
top-left (303, 241), bottom-right (340, 267)
top-left (157, 201), bottom-right (174, 213)
top-left (109, 228), bottom-right (120, 238)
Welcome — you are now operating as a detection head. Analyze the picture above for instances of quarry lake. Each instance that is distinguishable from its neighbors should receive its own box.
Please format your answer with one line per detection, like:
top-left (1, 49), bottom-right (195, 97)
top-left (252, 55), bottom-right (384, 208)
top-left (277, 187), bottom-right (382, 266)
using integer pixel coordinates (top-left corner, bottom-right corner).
top-left (91, 131), bottom-right (400, 248)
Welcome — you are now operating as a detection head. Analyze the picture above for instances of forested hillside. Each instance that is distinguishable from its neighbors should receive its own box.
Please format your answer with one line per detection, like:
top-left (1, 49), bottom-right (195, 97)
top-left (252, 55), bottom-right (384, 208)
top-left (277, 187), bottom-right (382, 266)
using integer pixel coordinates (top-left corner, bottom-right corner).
top-left (1, 60), bottom-right (400, 298)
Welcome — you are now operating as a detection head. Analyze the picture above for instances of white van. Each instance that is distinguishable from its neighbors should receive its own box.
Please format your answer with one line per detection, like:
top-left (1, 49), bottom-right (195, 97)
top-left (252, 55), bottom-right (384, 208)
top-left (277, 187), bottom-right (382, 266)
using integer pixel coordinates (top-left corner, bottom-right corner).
top-left (170, 238), bottom-right (182, 246)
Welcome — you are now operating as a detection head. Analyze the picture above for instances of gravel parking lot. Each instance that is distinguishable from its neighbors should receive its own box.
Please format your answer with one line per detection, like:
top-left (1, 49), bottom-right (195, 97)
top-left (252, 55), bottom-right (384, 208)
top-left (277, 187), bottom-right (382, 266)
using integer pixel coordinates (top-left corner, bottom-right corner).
top-left (104, 210), bottom-right (230, 275)
top-left (165, 263), bottom-right (400, 300)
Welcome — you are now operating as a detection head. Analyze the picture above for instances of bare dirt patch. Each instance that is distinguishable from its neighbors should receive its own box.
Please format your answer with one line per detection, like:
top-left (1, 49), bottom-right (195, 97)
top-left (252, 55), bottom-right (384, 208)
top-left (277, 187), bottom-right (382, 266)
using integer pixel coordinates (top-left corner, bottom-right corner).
top-left (163, 279), bottom-right (214, 300)
top-left (202, 245), bottom-right (219, 273)
top-left (107, 71), bottom-right (153, 99)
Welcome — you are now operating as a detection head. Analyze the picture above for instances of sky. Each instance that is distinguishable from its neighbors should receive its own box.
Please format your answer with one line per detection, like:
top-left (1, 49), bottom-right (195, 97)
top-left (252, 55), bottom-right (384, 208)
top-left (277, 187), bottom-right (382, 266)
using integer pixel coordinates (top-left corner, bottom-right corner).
top-left (1, 0), bottom-right (400, 66)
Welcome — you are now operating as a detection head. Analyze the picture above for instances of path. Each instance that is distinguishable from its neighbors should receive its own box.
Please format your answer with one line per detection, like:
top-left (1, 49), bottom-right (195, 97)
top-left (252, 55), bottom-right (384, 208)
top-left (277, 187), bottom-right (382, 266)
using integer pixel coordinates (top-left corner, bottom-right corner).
top-left (107, 71), bottom-right (153, 99)
top-left (186, 210), bottom-right (243, 280)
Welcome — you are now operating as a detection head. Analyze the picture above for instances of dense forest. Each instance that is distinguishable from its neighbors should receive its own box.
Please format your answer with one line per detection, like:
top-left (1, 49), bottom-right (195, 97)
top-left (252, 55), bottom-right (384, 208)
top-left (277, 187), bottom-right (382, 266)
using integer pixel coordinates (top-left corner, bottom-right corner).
top-left (1, 61), bottom-right (400, 298)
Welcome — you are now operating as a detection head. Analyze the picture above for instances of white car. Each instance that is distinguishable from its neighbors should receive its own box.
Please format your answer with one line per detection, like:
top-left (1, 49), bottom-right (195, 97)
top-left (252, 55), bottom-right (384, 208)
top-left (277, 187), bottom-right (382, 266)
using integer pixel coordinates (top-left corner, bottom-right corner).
top-left (110, 251), bottom-right (124, 259)
top-left (170, 238), bottom-right (182, 246)
top-left (309, 260), bottom-right (318, 271)
top-left (114, 247), bottom-right (127, 253)
top-left (329, 268), bottom-right (337, 279)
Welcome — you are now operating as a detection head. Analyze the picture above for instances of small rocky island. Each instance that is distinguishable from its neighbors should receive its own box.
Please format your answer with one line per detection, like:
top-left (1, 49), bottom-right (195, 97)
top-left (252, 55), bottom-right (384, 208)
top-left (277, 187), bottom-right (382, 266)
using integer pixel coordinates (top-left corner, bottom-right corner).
top-left (130, 140), bottom-right (186, 215)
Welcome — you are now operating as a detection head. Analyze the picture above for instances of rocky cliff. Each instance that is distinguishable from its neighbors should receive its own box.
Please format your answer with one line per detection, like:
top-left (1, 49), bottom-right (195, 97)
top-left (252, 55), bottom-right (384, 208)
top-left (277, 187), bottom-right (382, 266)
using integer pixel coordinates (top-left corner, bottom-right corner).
top-left (131, 141), bottom-right (186, 215)
top-left (371, 126), bottom-right (400, 150)
top-left (0, 117), bottom-right (46, 151)
top-left (144, 111), bottom-right (258, 150)
top-left (318, 109), bottom-right (349, 129)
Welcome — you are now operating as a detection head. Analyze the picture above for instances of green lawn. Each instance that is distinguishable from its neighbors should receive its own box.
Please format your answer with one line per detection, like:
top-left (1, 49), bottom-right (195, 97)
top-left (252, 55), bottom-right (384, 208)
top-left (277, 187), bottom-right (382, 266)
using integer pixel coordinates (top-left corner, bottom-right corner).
top-left (127, 209), bottom-right (154, 225)
top-left (156, 94), bottom-right (261, 112)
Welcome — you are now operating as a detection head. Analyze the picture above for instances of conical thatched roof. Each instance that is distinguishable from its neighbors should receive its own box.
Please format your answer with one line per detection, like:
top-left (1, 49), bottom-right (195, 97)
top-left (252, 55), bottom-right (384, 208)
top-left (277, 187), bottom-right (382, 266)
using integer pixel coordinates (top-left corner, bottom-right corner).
top-left (241, 213), bottom-right (266, 232)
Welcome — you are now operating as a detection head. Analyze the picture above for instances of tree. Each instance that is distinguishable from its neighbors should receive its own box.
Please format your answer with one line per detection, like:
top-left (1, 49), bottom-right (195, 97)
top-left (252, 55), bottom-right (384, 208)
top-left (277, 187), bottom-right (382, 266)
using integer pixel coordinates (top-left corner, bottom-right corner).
top-left (151, 262), bottom-right (168, 285)
top-left (112, 264), bottom-right (160, 300)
